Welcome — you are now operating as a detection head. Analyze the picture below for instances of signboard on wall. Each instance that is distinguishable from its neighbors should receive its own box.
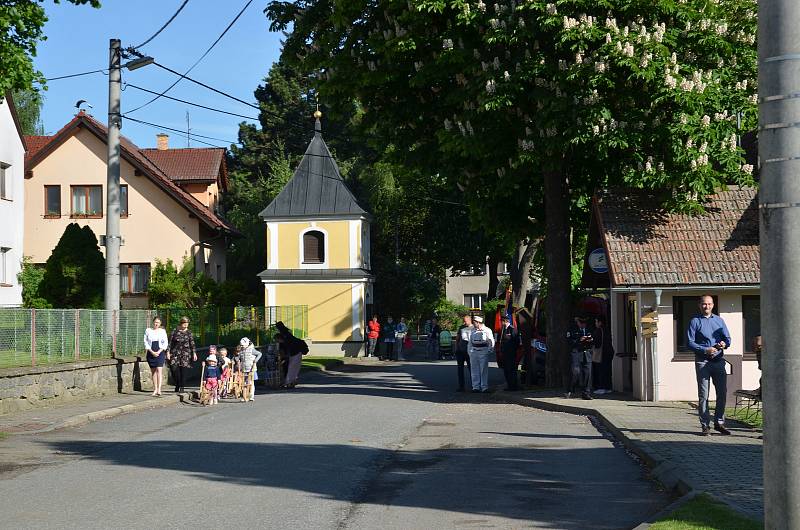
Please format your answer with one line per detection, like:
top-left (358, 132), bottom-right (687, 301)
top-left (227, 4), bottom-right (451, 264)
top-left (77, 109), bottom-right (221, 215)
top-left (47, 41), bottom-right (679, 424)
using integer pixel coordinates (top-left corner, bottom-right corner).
top-left (587, 248), bottom-right (609, 274)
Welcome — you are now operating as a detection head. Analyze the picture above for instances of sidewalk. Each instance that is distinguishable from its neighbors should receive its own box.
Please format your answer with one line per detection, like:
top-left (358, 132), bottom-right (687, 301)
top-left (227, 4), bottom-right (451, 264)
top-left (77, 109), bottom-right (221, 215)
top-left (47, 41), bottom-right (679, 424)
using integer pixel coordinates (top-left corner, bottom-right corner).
top-left (496, 390), bottom-right (763, 521)
top-left (0, 390), bottom-right (192, 435)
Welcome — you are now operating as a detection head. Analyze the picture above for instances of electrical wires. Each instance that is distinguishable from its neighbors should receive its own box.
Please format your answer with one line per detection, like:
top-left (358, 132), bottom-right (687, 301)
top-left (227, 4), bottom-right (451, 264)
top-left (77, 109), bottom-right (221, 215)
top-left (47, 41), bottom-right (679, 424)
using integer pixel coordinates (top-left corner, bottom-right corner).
top-left (45, 69), bottom-right (106, 81)
top-left (123, 115), bottom-right (239, 147)
top-left (125, 83), bottom-right (260, 121)
top-left (126, 0), bottom-right (254, 114)
top-left (132, 0), bottom-right (191, 50)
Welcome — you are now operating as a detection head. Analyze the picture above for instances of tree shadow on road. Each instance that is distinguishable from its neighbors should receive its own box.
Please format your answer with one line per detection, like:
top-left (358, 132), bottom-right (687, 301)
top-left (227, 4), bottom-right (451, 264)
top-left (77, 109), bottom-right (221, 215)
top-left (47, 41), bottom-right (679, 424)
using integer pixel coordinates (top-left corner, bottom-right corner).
top-left (43, 438), bottom-right (665, 529)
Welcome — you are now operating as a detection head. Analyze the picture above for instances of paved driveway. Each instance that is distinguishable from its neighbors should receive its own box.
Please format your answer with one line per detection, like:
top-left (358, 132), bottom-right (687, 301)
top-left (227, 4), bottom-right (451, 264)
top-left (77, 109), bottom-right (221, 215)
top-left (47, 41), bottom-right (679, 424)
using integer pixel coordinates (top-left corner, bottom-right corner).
top-left (0, 361), bottom-right (667, 529)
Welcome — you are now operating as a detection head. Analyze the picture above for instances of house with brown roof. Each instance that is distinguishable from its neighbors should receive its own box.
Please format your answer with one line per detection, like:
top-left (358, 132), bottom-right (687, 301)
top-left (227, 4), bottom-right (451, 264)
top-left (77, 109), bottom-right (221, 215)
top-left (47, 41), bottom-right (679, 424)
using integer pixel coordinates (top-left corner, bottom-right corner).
top-left (23, 112), bottom-right (235, 308)
top-left (582, 186), bottom-right (760, 401)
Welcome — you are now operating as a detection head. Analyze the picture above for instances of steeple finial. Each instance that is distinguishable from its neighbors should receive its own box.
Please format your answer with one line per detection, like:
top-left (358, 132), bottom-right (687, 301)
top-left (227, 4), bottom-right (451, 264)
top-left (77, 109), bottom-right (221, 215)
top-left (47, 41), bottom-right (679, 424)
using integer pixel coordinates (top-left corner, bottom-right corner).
top-left (313, 104), bottom-right (322, 134)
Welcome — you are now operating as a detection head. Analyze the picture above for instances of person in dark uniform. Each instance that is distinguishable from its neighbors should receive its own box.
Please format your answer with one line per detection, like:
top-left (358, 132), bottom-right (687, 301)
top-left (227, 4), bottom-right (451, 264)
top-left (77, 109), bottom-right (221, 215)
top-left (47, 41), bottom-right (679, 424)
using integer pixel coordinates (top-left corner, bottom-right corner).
top-left (499, 315), bottom-right (520, 391)
top-left (567, 316), bottom-right (594, 400)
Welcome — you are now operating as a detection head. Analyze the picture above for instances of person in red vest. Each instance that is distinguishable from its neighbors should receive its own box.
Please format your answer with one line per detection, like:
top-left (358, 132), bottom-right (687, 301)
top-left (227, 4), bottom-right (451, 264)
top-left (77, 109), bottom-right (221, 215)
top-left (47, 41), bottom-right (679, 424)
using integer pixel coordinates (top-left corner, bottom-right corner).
top-left (367, 315), bottom-right (381, 358)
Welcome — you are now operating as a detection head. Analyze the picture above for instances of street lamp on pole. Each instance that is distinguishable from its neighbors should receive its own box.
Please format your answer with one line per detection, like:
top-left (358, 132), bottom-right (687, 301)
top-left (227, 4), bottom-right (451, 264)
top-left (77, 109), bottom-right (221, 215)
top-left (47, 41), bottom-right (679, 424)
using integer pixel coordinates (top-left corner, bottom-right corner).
top-left (104, 39), bottom-right (153, 312)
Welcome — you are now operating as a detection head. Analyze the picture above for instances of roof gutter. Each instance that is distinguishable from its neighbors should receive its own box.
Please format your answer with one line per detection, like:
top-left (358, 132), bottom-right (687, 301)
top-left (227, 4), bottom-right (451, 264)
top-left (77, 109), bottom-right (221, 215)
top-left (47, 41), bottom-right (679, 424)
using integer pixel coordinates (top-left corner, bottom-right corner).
top-left (610, 284), bottom-right (759, 293)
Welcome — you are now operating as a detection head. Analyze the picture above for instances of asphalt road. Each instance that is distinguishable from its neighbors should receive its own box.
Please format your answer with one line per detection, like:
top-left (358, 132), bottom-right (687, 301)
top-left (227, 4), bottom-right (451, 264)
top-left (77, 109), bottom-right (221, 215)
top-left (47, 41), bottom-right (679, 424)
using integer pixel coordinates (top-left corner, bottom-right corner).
top-left (0, 360), bottom-right (667, 529)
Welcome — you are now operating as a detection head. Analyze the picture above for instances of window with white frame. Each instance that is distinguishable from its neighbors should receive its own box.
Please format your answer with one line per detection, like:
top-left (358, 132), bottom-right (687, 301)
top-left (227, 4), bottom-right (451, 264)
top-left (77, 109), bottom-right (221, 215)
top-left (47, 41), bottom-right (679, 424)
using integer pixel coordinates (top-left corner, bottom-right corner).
top-left (464, 293), bottom-right (487, 310)
top-left (0, 163), bottom-right (9, 200)
top-left (302, 230), bottom-right (325, 264)
top-left (0, 248), bottom-right (9, 285)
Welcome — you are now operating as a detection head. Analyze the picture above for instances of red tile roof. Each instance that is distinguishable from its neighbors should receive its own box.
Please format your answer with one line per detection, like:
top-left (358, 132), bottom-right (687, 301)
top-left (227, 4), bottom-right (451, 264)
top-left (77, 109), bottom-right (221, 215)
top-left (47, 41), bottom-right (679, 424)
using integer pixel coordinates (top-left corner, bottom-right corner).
top-left (25, 112), bottom-right (236, 234)
top-left (595, 186), bottom-right (759, 286)
top-left (140, 148), bottom-right (227, 188)
top-left (24, 135), bottom-right (50, 165)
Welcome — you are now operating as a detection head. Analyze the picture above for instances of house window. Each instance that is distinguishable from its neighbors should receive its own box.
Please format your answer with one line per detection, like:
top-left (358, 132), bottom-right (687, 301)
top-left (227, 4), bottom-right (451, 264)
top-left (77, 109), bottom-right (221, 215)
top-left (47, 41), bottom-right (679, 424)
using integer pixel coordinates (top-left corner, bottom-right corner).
top-left (120, 185), bottom-right (128, 217)
top-left (120, 263), bottom-right (150, 294)
top-left (743, 295), bottom-right (760, 361)
top-left (0, 163), bottom-right (9, 200)
top-left (303, 230), bottom-right (325, 264)
top-left (674, 295), bottom-right (719, 360)
top-left (45, 185), bottom-right (61, 217)
top-left (0, 248), bottom-right (8, 285)
top-left (464, 294), bottom-right (487, 310)
top-left (71, 185), bottom-right (103, 217)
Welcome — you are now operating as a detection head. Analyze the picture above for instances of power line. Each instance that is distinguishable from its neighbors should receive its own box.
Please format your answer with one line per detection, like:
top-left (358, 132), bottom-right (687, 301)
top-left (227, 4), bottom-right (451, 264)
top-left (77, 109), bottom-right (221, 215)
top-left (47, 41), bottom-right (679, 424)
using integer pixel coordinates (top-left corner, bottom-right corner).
top-left (151, 61), bottom-right (259, 110)
top-left (126, 0), bottom-right (253, 114)
top-left (45, 69), bottom-right (106, 81)
top-left (123, 115), bottom-right (238, 146)
top-left (132, 0), bottom-right (191, 50)
top-left (125, 83), bottom-right (260, 121)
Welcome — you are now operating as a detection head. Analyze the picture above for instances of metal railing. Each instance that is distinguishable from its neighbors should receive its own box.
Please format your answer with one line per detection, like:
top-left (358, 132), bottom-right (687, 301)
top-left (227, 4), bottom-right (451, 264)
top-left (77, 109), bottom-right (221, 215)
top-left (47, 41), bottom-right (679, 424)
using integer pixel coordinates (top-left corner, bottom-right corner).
top-left (0, 306), bottom-right (308, 369)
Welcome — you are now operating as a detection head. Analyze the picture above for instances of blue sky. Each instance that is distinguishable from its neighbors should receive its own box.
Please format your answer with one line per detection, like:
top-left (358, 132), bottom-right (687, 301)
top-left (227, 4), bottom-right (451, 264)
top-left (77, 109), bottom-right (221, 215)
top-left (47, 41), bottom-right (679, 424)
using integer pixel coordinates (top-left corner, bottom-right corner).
top-left (33, 0), bottom-right (283, 148)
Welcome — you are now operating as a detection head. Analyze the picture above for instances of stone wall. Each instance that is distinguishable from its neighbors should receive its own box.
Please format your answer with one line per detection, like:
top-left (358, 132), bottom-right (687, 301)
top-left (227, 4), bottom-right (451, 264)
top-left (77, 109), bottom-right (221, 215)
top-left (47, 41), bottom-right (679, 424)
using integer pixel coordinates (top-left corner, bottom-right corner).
top-left (0, 358), bottom-right (153, 415)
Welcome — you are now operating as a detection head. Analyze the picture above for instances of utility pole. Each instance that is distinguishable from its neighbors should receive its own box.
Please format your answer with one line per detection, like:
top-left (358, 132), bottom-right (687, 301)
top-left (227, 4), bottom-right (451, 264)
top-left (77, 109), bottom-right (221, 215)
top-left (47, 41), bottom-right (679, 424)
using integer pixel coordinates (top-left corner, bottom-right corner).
top-left (104, 38), bottom-right (122, 312)
top-left (760, 2), bottom-right (800, 528)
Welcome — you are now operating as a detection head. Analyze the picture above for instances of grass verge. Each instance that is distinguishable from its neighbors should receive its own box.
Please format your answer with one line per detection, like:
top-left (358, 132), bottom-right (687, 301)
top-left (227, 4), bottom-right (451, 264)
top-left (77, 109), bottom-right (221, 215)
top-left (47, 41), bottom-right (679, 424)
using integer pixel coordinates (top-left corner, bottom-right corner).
top-left (301, 356), bottom-right (343, 372)
top-left (650, 494), bottom-right (760, 530)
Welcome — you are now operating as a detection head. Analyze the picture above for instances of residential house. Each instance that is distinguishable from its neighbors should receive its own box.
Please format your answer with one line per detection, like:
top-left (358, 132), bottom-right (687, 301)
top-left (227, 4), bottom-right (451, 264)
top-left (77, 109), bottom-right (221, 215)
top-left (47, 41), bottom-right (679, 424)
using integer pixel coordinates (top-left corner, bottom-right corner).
top-left (24, 112), bottom-right (235, 308)
top-left (445, 262), bottom-right (510, 310)
top-left (582, 187), bottom-right (760, 402)
top-left (258, 115), bottom-right (373, 356)
top-left (0, 94), bottom-right (27, 306)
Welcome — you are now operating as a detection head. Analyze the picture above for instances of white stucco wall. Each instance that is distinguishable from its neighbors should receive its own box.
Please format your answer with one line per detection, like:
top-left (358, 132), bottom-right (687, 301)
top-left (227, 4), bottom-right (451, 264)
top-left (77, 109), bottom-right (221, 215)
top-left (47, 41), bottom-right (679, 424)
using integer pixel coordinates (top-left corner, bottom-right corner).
top-left (613, 289), bottom-right (761, 401)
top-left (0, 98), bottom-right (25, 306)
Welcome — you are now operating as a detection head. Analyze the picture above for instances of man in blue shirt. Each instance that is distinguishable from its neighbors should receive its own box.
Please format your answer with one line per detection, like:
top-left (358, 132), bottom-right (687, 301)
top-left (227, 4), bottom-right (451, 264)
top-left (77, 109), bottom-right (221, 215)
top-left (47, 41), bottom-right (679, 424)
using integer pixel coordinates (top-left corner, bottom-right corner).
top-left (687, 295), bottom-right (732, 436)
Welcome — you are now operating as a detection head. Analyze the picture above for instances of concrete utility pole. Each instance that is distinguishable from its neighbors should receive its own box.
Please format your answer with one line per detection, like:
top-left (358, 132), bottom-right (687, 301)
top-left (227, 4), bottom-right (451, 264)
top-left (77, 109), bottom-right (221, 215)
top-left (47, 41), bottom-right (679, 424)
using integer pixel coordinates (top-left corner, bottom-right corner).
top-left (760, 2), bottom-right (800, 527)
top-left (104, 38), bottom-right (122, 312)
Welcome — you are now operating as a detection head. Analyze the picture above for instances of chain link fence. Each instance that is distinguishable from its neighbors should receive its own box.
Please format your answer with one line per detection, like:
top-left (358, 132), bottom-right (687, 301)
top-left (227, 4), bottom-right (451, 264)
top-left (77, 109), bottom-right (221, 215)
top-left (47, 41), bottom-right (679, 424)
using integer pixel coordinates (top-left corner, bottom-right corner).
top-left (0, 306), bottom-right (308, 369)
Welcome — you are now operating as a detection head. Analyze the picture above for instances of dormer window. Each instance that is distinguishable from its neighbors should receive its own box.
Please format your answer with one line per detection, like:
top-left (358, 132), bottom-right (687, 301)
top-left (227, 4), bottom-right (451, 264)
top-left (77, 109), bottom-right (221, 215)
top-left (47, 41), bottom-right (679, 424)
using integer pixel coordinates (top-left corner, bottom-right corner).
top-left (303, 230), bottom-right (325, 264)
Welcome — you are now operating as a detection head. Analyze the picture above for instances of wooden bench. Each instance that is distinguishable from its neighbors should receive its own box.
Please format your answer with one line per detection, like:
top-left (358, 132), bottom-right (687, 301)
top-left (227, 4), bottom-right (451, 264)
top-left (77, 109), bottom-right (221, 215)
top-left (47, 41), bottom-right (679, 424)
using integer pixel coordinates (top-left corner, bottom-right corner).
top-left (733, 389), bottom-right (762, 424)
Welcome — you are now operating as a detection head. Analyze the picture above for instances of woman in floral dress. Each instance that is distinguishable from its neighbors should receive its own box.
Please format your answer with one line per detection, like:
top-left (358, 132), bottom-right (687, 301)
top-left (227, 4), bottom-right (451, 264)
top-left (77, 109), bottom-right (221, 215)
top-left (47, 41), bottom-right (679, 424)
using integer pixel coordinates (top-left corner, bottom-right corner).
top-left (167, 316), bottom-right (197, 392)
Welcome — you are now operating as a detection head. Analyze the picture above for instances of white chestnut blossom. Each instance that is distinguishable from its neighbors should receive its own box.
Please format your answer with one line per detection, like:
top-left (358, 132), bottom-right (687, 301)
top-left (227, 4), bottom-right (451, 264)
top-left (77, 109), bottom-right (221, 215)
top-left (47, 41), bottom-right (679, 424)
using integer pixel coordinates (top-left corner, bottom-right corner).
top-left (546, 3), bottom-right (557, 15)
top-left (742, 164), bottom-right (754, 175)
top-left (680, 114), bottom-right (688, 125)
top-left (622, 42), bottom-right (635, 57)
top-left (665, 74), bottom-right (677, 89)
top-left (504, 70), bottom-right (510, 81)
top-left (699, 141), bottom-right (708, 153)
top-left (444, 118), bottom-right (452, 131)
top-left (493, 57), bottom-right (500, 69)
top-left (701, 115), bottom-right (711, 127)
top-left (477, 0), bottom-right (486, 12)
top-left (443, 38), bottom-right (454, 50)
top-left (486, 79), bottom-right (496, 93)
top-left (605, 33), bottom-right (612, 44)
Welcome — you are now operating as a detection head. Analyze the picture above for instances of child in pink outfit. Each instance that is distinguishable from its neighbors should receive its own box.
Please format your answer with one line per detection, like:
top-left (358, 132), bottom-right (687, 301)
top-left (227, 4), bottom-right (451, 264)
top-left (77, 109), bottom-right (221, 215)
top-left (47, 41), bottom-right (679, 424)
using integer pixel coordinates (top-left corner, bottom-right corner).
top-left (203, 351), bottom-right (220, 405)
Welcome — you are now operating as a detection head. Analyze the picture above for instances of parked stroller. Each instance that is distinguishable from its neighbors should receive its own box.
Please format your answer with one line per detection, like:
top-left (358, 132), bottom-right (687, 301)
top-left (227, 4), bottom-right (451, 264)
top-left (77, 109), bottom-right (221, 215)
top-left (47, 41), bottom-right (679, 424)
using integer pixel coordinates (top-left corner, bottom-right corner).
top-left (439, 330), bottom-right (454, 359)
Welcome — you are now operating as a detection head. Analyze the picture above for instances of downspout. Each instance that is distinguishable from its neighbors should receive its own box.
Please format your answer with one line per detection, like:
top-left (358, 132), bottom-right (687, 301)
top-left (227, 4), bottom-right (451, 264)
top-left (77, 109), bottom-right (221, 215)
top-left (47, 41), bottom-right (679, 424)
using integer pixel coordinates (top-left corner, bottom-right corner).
top-left (652, 289), bottom-right (662, 402)
top-left (636, 290), bottom-right (645, 400)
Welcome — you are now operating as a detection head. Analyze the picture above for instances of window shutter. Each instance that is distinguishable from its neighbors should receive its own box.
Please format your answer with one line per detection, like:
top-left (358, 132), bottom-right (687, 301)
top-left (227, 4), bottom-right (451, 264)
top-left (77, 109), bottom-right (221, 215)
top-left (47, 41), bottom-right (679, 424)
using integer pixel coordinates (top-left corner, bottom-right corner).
top-left (303, 231), bottom-right (324, 263)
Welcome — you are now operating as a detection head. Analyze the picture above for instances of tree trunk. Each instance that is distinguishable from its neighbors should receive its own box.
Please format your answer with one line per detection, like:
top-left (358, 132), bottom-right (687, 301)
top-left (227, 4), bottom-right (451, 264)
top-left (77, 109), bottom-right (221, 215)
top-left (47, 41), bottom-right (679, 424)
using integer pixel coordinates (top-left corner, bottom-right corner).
top-left (487, 255), bottom-right (500, 301)
top-left (509, 239), bottom-right (537, 308)
top-left (544, 167), bottom-right (571, 388)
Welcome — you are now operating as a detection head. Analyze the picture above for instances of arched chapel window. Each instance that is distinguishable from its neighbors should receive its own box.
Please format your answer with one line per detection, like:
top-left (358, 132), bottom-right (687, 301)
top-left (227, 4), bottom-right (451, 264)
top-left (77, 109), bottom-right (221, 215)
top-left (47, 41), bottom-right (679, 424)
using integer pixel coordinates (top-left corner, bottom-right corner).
top-left (303, 230), bottom-right (325, 264)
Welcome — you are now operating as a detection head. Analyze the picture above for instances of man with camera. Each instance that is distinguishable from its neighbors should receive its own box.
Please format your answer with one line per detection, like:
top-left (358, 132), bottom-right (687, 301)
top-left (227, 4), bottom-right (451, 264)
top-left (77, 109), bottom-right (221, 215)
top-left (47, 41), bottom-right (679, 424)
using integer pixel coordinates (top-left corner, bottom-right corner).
top-left (687, 294), bottom-right (732, 436)
top-left (566, 315), bottom-right (594, 400)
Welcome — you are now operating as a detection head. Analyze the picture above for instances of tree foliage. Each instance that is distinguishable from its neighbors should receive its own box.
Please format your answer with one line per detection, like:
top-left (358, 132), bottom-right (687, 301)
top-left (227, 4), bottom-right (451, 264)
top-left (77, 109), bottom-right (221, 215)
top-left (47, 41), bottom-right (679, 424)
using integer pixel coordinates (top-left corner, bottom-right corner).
top-left (266, 0), bottom-right (757, 384)
top-left (38, 223), bottom-right (104, 308)
top-left (147, 258), bottom-right (220, 308)
top-left (0, 0), bottom-right (101, 95)
top-left (11, 89), bottom-right (43, 135)
top-left (18, 256), bottom-right (50, 308)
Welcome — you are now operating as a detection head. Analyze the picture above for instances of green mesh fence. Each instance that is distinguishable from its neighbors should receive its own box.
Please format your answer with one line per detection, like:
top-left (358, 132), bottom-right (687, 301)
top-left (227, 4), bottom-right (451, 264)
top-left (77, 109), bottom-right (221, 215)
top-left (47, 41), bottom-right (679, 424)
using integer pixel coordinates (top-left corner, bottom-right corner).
top-left (0, 306), bottom-right (308, 369)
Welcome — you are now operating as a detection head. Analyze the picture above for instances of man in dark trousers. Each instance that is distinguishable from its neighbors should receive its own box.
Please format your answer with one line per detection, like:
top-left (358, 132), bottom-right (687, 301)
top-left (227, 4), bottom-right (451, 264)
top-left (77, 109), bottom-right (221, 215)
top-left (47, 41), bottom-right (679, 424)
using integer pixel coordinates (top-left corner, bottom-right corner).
top-left (567, 316), bottom-right (594, 400)
top-left (499, 314), bottom-right (520, 391)
top-left (455, 314), bottom-right (473, 391)
top-left (687, 294), bottom-right (732, 436)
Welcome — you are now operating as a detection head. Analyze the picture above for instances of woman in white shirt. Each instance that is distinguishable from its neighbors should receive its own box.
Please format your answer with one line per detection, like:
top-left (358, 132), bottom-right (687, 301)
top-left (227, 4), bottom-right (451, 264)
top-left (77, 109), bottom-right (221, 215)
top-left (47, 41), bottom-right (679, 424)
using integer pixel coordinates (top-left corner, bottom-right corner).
top-left (143, 317), bottom-right (169, 396)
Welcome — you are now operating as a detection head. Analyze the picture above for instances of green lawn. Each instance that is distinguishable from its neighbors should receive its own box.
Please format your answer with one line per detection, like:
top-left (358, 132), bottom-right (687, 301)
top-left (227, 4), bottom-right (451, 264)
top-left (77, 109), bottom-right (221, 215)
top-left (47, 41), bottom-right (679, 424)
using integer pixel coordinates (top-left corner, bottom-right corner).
top-left (651, 494), bottom-right (761, 530)
top-left (725, 407), bottom-right (763, 429)
top-left (301, 356), bottom-right (343, 372)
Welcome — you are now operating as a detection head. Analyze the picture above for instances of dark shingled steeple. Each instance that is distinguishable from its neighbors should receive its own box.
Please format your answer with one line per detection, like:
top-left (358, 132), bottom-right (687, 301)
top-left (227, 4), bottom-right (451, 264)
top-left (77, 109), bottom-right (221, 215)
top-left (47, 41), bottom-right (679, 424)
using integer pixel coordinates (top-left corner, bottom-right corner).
top-left (259, 114), bottom-right (369, 219)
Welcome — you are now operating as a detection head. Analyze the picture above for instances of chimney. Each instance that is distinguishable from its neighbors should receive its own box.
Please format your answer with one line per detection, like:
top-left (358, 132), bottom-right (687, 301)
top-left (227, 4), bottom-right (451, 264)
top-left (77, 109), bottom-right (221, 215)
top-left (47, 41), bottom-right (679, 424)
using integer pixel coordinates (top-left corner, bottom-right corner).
top-left (156, 133), bottom-right (169, 150)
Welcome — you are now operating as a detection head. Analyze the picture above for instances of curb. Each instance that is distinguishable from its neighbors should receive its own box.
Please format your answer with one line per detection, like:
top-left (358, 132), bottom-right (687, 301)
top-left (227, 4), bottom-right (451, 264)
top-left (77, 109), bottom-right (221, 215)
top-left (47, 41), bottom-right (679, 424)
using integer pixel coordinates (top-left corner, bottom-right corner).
top-left (494, 393), bottom-right (696, 494)
top-left (23, 392), bottom-right (192, 434)
top-left (631, 491), bottom-right (699, 529)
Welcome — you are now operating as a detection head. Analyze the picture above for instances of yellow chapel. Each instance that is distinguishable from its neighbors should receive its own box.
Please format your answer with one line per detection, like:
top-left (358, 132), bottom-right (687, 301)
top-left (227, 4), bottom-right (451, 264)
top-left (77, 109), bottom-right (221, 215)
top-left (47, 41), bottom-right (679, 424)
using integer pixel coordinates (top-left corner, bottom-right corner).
top-left (258, 113), bottom-right (373, 356)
